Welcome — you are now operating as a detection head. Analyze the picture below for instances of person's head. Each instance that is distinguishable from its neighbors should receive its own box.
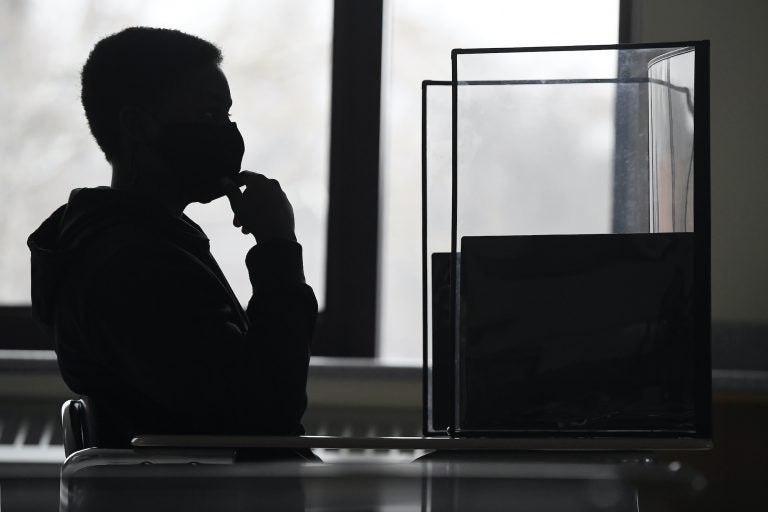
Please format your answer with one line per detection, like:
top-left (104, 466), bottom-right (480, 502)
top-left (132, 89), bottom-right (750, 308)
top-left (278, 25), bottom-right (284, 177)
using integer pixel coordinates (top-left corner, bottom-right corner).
top-left (81, 26), bottom-right (244, 204)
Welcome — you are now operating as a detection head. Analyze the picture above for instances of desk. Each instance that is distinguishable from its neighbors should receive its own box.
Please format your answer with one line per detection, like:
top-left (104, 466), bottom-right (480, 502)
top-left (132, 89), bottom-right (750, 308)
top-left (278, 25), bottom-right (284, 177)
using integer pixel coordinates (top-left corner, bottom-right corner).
top-left (46, 449), bottom-right (704, 512)
top-left (132, 434), bottom-right (711, 450)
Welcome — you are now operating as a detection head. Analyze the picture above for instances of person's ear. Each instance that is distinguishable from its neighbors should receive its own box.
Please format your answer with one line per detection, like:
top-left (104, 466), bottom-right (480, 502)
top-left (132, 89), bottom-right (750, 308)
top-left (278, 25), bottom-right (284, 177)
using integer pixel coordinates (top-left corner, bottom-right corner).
top-left (118, 106), bottom-right (161, 143)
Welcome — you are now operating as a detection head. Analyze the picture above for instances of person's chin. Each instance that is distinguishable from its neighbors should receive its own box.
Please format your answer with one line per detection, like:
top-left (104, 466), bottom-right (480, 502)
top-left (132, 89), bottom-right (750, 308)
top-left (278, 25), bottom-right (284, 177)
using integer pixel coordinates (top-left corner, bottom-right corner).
top-left (190, 182), bottom-right (227, 204)
top-left (194, 189), bottom-right (226, 204)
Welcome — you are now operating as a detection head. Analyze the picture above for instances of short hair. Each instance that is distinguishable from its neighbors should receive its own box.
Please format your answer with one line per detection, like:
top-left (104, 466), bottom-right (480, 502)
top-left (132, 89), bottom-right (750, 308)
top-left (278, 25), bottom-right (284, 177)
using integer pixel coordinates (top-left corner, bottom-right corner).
top-left (81, 27), bottom-right (223, 163)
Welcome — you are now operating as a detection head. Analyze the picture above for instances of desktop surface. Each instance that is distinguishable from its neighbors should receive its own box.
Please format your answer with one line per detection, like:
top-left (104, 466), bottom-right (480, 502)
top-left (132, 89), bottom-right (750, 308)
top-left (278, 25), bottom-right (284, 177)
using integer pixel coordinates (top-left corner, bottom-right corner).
top-left (2, 451), bottom-right (705, 512)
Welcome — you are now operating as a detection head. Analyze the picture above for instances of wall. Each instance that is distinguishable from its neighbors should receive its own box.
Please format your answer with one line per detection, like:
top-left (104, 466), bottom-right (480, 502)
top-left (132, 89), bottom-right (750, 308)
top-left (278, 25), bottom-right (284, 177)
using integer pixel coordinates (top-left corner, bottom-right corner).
top-left (629, 0), bottom-right (768, 324)
top-left (628, 5), bottom-right (768, 506)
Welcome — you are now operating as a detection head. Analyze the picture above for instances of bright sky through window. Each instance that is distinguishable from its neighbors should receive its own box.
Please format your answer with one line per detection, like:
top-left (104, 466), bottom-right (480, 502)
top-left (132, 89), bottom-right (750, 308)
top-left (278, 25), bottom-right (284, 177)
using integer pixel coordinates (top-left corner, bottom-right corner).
top-left (379, 0), bottom-right (620, 361)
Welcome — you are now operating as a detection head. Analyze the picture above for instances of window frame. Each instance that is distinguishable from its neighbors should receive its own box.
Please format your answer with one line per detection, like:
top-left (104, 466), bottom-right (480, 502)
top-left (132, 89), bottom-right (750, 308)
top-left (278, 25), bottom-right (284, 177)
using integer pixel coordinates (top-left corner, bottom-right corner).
top-left (6, 0), bottom-right (725, 369)
top-left (313, 0), bottom-right (384, 357)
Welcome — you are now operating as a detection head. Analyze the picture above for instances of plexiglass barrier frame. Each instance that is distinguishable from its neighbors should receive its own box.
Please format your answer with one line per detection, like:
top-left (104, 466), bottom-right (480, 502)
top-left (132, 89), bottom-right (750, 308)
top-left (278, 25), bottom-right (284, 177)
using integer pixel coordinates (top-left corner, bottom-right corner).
top-left (423, 42), bottom-right (710, 445)
top-left (422, 80), bottom-right (453, 436)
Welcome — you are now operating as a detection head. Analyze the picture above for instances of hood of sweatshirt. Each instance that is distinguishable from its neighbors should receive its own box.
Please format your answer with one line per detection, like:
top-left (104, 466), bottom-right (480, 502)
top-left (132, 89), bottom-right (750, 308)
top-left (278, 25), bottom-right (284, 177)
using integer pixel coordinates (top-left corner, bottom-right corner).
top-left (27, 186), bottom-right (209, 332)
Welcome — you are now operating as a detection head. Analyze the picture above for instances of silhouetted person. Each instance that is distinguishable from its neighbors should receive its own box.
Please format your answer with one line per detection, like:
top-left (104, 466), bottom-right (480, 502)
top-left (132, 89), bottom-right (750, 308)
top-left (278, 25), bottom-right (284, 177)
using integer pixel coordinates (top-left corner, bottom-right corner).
top-left (27, 27), bottom-right (317, 448)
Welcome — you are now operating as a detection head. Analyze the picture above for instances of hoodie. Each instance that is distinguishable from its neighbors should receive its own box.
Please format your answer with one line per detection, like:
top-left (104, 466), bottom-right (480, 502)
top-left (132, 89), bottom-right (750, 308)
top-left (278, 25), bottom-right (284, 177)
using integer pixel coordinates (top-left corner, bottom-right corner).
top-left (28, 187), bottom-right (317, 447)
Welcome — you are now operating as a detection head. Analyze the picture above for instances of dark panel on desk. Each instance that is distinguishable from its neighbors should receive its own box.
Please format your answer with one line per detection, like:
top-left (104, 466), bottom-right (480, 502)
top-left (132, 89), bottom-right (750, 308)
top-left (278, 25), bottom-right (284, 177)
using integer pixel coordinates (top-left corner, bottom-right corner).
top-left (458, 233), bottom-right (700, 435)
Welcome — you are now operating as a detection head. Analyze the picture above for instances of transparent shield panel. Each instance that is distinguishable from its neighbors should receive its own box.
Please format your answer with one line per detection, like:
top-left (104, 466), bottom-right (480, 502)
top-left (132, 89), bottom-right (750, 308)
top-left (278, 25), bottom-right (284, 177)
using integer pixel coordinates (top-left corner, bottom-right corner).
top-left (455, 78), bottom-right (616, 237)
top-left (649, 49), bottom-right (695, 233)
top-left (452, 46), bottom-right (702, 437)
top-left (454, 47), bottom-right (692, 239)
top-left (423, 82), bottom-right (453, 435)
top-left (379, 1), bottom-right (620, 363)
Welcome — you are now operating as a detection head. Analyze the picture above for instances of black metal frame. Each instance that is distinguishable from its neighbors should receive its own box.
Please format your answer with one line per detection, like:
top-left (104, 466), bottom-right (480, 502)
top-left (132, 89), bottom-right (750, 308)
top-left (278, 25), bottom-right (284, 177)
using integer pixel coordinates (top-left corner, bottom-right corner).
top-left (446, 41), bottom-right (711, 441)
top-left (618, 0), bottom-right (633, 44)
top-left (421, 80), bottom-right (453, 436)
top-left (693, 41), bottom-right (712, 439)
top-left (314, 0), bottom-right (384, 357)
top-left (315, 0), bottom-right (640, 359)
top-left (321, 0), bottom-right (637, 359)
top-left (0, 0), bottom-right (641, 362)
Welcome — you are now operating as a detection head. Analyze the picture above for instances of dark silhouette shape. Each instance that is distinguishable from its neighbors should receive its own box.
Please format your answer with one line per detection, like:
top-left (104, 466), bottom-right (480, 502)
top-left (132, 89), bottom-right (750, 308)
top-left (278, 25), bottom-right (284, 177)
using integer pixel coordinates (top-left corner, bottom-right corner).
top-left (27, 27), bottom-right (318, 449)
top-left (457, 234), bottom-right (696, 434)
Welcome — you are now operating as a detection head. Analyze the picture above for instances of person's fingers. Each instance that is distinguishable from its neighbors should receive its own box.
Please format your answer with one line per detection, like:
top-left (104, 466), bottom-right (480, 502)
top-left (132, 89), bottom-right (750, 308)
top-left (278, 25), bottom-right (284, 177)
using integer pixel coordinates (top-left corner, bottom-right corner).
top-left (220, 177), bottom-right (241, 198)
top-left (220, 178), bottom-right (244, 211)
top-left (233, 170), bottom-right (269, 187)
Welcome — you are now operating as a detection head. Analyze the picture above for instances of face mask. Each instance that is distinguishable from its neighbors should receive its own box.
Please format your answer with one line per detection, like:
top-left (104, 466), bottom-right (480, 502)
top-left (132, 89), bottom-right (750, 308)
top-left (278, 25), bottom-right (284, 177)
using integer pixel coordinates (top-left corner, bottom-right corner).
top-left (154, 120), bottom-right (245, 202)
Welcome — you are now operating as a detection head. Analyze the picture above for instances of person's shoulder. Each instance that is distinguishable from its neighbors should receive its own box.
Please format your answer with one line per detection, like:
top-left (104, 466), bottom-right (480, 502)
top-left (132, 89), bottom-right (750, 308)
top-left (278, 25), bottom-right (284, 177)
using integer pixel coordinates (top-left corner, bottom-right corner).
top-left (88, 221), bottom-right (175, 261)
top-left (80, 233), bottom-right (208, 309)
top-left (76, 222), bottom-right (195, 291)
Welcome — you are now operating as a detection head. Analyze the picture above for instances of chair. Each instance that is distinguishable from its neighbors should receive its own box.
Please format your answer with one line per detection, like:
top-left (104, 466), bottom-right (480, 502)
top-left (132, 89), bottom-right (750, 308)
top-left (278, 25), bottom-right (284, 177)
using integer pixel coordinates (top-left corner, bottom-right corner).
top-left (60, 398), bottom-right (314, 461)
top-left (61, 397), bottom-right (99, 457)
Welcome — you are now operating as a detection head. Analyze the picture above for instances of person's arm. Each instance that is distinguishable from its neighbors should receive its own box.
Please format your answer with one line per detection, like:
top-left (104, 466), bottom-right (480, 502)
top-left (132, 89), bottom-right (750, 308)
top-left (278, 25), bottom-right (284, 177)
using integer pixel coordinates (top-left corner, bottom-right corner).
top-left (89, 236), bottom-right (317, 435)
top-left (243, 237), bottom-right (318, 428)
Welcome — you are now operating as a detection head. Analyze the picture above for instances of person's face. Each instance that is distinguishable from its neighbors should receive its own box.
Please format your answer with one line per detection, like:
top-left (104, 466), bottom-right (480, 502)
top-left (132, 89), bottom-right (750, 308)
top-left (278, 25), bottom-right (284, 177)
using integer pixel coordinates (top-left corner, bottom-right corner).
top-left (157, 63), bottom-right (233, 126)
top-left (150, 64), bottom-right (245, 204)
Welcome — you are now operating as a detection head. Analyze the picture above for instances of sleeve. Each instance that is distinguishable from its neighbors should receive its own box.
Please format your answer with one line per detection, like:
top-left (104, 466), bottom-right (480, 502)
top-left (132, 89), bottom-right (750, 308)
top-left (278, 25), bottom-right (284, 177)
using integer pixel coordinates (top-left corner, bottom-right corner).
top-left (87, 239), bottom-right (317, 435)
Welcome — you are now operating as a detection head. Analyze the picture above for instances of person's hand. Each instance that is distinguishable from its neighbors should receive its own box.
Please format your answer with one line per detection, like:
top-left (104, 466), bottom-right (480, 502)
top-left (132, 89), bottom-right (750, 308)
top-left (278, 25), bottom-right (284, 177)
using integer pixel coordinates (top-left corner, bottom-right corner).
top-left (220, 171), bottom-right (296, 243)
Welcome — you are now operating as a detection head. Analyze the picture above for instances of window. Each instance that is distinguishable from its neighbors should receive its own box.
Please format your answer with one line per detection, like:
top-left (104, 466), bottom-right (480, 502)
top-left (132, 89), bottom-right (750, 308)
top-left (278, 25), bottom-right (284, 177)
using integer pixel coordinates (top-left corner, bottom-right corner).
top-left (0, 0), bottom-right (625, 360)
top-left (379, 0), bottom-right (621, 360)
top-left (0, 0), bottom-right (332, 308)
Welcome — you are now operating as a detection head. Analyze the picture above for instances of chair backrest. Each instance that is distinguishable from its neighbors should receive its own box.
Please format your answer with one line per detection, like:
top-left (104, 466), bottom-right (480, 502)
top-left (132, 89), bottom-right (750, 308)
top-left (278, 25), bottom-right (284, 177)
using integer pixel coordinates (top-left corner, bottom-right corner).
top-left (61, 397), bottom-right (99, 457)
